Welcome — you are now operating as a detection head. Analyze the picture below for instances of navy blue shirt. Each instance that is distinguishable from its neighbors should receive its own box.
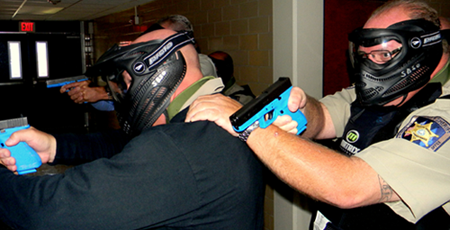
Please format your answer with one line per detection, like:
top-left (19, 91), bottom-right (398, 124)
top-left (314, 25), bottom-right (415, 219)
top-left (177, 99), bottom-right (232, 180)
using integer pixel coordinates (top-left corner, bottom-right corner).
top-left (0, 109), bottom-right (265, 229)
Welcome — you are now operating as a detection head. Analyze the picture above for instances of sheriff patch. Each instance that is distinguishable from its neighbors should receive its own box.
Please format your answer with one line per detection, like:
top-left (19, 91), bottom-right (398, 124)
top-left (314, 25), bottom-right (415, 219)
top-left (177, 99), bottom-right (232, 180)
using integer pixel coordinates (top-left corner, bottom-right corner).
top-left (397, 116), bottom-right (450, 151)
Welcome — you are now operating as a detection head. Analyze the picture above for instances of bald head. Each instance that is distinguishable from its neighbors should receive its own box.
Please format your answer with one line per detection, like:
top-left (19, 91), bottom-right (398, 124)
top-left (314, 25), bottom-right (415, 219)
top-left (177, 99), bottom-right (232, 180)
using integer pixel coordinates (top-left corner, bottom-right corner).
top-left (133, 28), bottom-right (177, 44)
top-left (367, 0), bottom-right (440, 29)
top-left (364, 5), bottom-right (410, 29)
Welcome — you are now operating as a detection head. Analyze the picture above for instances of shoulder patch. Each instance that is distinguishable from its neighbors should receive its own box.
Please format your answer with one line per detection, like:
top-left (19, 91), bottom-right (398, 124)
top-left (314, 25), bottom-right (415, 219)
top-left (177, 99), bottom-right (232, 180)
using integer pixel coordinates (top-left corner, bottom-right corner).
top-left (397, 116), bottom-right (450, 151)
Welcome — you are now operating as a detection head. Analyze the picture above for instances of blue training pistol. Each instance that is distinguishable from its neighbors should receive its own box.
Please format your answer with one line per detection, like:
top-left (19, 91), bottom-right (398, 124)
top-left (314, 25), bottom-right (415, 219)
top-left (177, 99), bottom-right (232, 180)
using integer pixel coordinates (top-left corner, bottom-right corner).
top-left (46, 75), bottom-right (89, 89)
top-left (0, 117), bottom-right (42, 175)
top-left (230, 77), bottom-right (307, 135)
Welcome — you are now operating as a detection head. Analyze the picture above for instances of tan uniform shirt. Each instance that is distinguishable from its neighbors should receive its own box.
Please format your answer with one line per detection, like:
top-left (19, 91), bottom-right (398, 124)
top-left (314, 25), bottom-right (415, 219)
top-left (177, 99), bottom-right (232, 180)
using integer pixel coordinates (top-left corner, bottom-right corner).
top-left (320, 83), bottom-right (450, 223)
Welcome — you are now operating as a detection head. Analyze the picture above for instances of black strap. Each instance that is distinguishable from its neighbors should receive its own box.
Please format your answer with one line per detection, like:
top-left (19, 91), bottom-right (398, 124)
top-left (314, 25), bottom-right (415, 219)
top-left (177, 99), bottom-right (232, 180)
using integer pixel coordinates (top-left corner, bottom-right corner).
top-left (441, 29), bottom-right (450, 42)
top-left (439, 94), bottom-right (450, 99)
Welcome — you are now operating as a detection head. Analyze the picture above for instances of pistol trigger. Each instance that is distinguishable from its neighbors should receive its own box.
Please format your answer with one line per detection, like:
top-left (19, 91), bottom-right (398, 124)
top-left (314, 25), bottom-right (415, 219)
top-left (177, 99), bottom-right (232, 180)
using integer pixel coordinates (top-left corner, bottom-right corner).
top-left (264, 111), bottom-right (274, 122)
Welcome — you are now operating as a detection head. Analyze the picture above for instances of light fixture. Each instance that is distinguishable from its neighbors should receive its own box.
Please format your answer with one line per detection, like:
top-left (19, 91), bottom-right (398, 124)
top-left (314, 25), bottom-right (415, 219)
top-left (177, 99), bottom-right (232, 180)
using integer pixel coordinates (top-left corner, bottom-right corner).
top-left (8, 41), bottom-right (22, 79)
top-left (36, 41), bottom-right (49, 78)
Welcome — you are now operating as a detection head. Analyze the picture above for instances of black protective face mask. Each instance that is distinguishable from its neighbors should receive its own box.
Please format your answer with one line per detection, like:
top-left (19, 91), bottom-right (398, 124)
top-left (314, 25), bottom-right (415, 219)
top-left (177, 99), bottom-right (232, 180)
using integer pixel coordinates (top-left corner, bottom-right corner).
top-left (85, 31), bottom-right (195, 136)
top-left (208, 56), bottom-right (234, 84)
top-left (348, 19), bottom-right (443, 106)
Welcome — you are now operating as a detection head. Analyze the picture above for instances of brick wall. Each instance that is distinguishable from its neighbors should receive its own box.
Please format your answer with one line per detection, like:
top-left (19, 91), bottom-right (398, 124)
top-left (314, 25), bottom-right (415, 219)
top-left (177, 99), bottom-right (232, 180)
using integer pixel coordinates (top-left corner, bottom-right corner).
top-left (427, 0), bottom-right (450, 19)
top-left (93, 0), bottom-right (273, 95)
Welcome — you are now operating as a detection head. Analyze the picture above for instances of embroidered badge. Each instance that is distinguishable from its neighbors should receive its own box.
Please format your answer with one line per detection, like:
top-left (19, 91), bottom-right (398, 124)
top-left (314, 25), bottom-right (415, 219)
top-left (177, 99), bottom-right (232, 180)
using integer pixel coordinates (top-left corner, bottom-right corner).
top-left (405, 122), bottom-right (438, 146)
top-left (346, 130), bottom-right (359, 143)
top-left (397, 116), bottom-right (450, 151)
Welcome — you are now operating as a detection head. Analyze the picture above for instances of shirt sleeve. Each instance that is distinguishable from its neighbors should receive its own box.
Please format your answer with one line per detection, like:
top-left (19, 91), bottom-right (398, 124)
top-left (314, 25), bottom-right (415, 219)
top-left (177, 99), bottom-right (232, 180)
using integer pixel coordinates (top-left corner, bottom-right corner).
top-left (319, 87), bottom-right (356, 137)
top-left (0, 128), bottom-right (192, 229)
top-left (51, 129), bottom-right (129, 165)
top-left (357, 98), bottom-right (450, 223)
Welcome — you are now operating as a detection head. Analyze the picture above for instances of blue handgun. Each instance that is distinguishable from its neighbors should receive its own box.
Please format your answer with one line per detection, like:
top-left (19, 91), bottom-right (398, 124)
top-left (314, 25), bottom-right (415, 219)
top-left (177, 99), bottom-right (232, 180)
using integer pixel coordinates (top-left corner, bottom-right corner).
top-left (230, 77), bottom-right (307, 135)
top-left (0, 118), bottom-right (42, 175)
top-left (46, 75), bottom-right (89, 89)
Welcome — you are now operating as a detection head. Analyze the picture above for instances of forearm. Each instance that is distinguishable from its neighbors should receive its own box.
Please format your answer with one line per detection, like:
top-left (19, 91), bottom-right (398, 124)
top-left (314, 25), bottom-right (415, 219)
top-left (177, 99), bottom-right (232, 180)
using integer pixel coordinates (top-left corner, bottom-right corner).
top-left (247, 125), bottom-right (397, 208)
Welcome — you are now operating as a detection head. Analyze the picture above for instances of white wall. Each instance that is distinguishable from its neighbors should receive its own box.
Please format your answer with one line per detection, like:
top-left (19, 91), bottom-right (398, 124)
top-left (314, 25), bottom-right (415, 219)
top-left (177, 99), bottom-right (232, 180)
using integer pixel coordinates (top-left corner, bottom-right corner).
top-left (272, 0), bottom-right (324, 229)
top-left (273, 0), bottom-right (323, 98)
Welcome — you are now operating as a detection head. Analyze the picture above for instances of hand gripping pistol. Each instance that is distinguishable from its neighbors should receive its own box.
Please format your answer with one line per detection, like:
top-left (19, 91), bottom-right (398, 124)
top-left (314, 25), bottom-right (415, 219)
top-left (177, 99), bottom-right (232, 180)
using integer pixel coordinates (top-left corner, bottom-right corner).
top-left (230, 77), bottom-right (307, 135)
top-left (0, 118), bottom-right (42, 175)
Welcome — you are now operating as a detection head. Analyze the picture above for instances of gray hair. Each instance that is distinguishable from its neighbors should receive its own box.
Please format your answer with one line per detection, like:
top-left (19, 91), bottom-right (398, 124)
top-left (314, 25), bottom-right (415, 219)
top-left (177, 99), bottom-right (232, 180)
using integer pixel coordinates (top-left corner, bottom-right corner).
top-left (157, 15), bottom-right (194, 32)
top-left (370, 0), bottom-right (448, 53)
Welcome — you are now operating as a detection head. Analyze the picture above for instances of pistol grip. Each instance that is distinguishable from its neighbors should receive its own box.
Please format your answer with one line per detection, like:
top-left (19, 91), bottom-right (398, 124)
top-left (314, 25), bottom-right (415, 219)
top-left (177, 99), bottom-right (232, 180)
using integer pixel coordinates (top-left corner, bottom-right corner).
top-left (277, 99), bottom-right (308, 135)
top-left (279, 87), bottom-right (307, 134)
top-left (258, 106), bottom-right (307, 135)
top-left (0, 126), bottom-right (42, 175)
top-left (287, 109), bottom-right (307, 135)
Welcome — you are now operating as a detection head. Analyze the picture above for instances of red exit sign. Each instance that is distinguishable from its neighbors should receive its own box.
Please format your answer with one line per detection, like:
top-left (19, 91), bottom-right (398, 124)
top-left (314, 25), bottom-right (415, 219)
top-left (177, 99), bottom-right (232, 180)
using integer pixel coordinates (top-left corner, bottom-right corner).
top-left (20, 22), bottom-right (35, 32)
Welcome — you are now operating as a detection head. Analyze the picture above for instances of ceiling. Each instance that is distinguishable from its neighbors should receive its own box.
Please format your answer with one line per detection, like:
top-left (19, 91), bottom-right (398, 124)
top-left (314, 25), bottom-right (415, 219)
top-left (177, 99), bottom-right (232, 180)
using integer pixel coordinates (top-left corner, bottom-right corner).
top-left (0, 0), bottom-right (154, 21)
top-left (2, 0), bottom-right (448, 22)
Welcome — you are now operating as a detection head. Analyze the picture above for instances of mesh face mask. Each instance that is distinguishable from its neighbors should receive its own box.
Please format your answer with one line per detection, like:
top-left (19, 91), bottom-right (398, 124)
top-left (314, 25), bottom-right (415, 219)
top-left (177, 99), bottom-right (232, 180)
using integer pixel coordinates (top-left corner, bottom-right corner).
top-left (85, 31), bottom-right (195, 136)
top-left (348, 19), bottom-right (443, 106)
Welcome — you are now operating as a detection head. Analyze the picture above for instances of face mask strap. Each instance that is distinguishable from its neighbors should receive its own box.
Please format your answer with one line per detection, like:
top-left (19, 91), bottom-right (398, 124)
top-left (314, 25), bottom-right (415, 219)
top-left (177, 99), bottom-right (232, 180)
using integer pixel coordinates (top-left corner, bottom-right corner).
top-left (142, 31), bottom-right (195, 71)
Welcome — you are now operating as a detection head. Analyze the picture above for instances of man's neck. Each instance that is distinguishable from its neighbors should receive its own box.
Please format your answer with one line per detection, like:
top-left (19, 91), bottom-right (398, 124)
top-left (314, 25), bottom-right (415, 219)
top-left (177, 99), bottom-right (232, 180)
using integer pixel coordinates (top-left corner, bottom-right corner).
top-left (166, 76), bottom-right (224, 122)
top-left (429, 54), bottom-right (450, 85)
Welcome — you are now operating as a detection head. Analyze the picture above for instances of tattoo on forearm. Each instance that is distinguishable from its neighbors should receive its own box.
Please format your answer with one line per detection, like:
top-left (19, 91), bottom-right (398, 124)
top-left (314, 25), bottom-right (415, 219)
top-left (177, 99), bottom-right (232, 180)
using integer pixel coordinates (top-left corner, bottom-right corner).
top-left (378, 175), bottom-right (394, 202)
